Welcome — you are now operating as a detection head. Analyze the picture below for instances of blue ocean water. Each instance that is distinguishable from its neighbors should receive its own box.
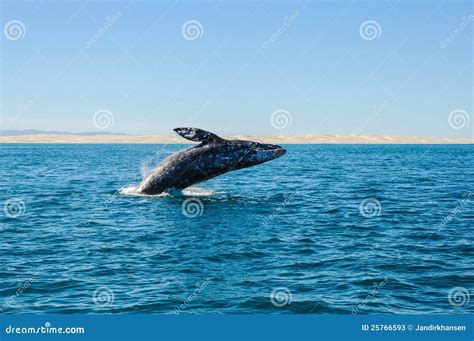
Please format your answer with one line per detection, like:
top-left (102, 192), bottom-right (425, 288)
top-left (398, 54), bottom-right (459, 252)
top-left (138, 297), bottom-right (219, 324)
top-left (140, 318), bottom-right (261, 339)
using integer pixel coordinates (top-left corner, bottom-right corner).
top-left (0, 144), bottom-right (472, 314)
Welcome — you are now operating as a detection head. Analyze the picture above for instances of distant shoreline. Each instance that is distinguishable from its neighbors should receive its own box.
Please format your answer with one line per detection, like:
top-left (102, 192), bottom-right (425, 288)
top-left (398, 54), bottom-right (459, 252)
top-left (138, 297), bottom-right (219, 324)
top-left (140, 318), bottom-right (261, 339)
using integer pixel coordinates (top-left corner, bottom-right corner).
top-left (0, 134), bottom-right (472, 144)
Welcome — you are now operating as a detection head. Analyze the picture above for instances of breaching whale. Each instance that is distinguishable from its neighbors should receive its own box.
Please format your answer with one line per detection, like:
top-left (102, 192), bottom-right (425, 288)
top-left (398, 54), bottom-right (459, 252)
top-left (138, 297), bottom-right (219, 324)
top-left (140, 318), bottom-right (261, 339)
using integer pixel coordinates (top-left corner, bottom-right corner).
top-left (137, 128), bottom-right (286, 195)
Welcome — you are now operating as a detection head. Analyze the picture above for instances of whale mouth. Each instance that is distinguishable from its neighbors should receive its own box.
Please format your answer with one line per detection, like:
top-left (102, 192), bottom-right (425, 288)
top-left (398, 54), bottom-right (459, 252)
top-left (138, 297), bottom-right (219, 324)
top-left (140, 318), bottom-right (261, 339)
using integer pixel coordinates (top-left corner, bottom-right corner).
top-left (265, 144), bottom-right (286, 158)
top-left (273, 146), bottom-right (286, 157)
top-left (256, 144), bottom-right (286, 159)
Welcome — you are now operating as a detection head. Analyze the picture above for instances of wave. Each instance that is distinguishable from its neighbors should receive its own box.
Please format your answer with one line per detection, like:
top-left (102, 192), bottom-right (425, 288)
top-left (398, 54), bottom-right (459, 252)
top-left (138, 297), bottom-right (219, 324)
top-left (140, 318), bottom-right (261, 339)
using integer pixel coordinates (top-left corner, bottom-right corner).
top-left (181, 187), bottom-right (220, 196)
top-left (118, 185), bottom-right (220, 197)
top-left (118, 186), bottom-right (170, 197)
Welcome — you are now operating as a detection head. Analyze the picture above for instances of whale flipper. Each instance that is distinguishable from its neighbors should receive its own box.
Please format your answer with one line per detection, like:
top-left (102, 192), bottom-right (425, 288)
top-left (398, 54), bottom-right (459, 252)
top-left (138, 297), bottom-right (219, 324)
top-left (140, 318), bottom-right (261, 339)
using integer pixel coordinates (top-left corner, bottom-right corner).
top-left (174, 127), bottom-right (223, 144)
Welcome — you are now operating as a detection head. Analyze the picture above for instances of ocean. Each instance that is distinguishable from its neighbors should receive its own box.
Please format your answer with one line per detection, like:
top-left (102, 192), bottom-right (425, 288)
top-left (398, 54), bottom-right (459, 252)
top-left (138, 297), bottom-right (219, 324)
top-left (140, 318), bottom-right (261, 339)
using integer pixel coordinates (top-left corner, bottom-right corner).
top-left (0, 144), bottom-right (472, 314)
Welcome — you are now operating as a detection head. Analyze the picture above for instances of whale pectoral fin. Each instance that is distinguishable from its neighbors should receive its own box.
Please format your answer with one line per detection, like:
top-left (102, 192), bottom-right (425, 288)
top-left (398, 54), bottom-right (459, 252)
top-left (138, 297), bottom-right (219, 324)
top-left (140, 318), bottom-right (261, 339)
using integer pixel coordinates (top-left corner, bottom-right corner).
top-left (174, 127), bottom-right (223, 144)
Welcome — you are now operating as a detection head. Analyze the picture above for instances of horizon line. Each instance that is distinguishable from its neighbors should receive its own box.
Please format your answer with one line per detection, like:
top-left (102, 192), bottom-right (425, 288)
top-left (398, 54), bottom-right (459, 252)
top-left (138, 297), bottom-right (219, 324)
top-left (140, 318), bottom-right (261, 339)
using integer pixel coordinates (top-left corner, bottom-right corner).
top-left (1, 129), bottom-right (473, 140)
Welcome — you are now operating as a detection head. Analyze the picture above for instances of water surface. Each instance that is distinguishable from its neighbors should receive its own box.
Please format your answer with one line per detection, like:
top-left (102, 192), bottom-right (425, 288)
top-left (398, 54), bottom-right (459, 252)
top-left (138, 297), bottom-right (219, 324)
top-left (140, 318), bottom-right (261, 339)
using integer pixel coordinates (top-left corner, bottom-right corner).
top-left (1, 144), bottom-right (472, 314)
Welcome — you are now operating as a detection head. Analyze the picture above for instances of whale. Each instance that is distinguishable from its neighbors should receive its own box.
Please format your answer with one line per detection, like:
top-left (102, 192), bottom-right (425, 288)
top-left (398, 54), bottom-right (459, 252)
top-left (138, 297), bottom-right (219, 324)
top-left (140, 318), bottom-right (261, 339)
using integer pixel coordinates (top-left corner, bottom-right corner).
top-left (137, 128), bottom-right (286, 195)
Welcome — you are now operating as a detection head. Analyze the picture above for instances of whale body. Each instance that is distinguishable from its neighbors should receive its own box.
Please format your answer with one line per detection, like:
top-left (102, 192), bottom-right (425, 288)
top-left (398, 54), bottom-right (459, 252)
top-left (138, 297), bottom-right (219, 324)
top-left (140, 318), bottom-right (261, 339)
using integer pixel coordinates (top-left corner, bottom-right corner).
top-left (137, 128), bottom-right (286, 195)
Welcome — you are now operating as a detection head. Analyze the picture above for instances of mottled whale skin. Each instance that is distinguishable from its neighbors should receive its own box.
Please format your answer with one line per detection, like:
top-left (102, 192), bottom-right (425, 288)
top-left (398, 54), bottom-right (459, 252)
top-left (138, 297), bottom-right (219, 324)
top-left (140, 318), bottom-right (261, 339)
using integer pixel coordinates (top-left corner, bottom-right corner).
top-left (137, 128), bottom-right (286, 195)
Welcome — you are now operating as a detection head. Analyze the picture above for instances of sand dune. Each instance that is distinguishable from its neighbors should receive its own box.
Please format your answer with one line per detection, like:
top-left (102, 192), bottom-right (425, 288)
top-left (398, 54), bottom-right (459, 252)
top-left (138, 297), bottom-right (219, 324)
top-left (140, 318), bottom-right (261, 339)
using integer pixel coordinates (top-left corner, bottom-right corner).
top-left (0, 134), bottom-right (471, 144)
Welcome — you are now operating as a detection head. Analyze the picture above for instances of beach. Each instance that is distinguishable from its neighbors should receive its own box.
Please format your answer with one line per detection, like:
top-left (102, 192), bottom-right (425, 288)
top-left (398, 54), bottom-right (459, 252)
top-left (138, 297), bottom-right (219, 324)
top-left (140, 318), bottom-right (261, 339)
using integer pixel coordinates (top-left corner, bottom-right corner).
top-left (0, 134), bottom-right (471, 144)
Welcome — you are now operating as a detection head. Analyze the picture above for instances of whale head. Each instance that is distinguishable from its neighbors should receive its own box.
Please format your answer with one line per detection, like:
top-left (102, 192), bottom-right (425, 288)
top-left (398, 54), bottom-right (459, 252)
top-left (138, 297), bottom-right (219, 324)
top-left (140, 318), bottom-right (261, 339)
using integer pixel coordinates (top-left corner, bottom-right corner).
top-left (227, 140), bottom-right (286, 169)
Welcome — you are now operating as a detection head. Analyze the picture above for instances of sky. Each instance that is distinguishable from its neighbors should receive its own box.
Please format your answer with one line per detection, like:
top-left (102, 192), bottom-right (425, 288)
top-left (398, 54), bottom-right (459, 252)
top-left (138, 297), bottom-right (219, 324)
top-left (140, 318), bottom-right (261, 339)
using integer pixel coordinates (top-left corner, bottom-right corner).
top-left (0, 0), bottom-right (472, 137)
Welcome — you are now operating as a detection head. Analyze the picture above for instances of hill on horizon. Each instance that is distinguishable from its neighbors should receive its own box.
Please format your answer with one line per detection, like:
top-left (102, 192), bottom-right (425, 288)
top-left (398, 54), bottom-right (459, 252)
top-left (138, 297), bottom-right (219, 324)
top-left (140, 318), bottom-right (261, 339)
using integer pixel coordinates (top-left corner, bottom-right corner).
top-left (0, 129), bottom-right (131, 136)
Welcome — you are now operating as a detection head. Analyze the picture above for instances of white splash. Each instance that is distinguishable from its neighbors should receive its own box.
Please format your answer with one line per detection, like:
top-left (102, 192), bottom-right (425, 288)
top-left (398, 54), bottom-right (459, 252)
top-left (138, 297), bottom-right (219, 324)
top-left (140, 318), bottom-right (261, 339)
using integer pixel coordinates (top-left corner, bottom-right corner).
top-left (140, 160), bottom-right (154, 178)
top-left (181, 187), bottom-right (219, 197)
top-left (118, 186), bottom-right (170, 197)
top-left (119, 185), bottom-right (219, 197)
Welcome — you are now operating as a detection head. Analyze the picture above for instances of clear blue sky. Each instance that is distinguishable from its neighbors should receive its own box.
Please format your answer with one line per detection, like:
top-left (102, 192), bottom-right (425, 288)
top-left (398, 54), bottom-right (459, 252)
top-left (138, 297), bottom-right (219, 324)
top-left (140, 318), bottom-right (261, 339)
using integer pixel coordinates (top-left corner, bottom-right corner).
top-left (1, 0), bottom-right (472, 137)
